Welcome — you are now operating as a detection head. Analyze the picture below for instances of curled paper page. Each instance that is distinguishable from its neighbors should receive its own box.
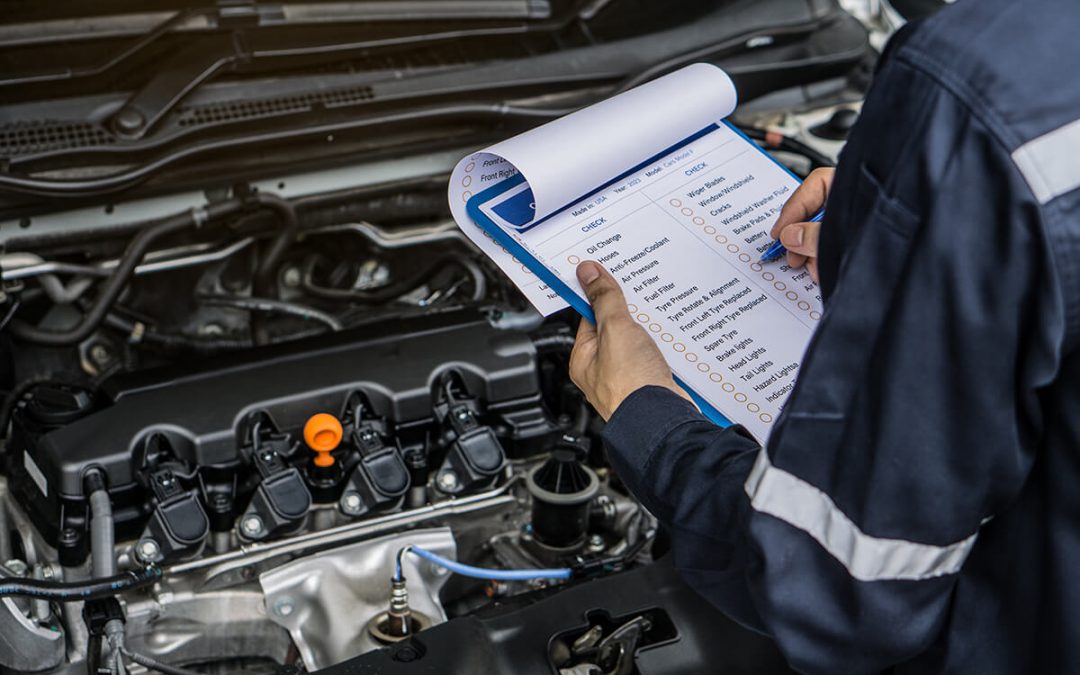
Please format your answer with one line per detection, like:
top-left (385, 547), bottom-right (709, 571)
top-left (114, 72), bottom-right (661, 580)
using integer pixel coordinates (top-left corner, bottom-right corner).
top-left (449, 63), bottom-right (739, 314)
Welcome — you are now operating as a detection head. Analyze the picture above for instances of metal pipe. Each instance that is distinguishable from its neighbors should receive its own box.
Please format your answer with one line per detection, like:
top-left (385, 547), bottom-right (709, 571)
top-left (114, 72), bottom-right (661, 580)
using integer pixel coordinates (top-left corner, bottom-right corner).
top-left (167, 480), bottom-right (518, 576)
top-left (0, 254), bottom-right (105, 280)
top-left (0, 219), bottom-right (460, 285)
top-left (458, 256), bottom-right (487, 303)
top-left (490, 307), bottom-right (545, 332)
top-left (0, 238), bottom-right (255, 282)
top-left (328, 221), bottom-right (467, 249)
top-left (59, 569), bottom-right (90, 660)
top-left (30, 565), bottom-right (50, 621)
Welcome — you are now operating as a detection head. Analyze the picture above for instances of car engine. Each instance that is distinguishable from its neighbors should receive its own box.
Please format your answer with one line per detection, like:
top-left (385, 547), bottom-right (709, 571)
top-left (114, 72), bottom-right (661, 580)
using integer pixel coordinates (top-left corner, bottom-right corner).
top-left (0, 0), bottom-right (918, 672)
top-left (0, 208), bottom-right (673, 673)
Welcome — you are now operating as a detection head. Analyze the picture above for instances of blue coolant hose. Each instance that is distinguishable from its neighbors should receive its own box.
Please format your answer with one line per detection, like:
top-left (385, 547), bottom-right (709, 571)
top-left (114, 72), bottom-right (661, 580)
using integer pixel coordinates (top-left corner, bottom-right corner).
top-left (395, 545), bottom-right (572, 582)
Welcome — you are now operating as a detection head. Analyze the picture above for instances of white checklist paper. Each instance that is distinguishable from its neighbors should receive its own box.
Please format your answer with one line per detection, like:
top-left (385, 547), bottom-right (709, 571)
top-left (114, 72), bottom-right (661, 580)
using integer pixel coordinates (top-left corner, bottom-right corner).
top-left (448, 63), bottom-right (737, 314)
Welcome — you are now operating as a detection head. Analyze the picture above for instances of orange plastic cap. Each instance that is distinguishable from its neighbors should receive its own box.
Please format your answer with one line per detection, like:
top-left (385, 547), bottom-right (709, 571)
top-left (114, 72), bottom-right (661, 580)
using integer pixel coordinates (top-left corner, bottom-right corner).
top-left (304, 413), bottom-right (343, 466)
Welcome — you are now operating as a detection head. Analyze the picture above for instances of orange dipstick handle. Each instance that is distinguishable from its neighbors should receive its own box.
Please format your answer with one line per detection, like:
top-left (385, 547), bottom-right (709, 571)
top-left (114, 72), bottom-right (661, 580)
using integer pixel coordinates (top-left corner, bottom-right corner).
top-left (304, 413), bottom-right (343, 467)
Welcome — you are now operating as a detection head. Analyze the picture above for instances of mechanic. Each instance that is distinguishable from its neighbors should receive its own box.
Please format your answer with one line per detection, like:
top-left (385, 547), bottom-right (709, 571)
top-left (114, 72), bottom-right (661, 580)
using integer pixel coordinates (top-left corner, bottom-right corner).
top-left (568, 1), bottom-right (1080, 673)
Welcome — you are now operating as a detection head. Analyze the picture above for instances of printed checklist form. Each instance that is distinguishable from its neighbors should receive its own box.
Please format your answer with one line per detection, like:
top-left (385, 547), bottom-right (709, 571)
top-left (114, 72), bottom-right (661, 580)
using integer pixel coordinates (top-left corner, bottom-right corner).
top-left (447, 64), bottom-right (822, 441)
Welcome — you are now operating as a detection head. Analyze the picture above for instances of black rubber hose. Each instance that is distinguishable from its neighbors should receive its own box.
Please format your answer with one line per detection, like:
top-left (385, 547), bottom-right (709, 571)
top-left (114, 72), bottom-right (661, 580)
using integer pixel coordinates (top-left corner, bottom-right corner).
top-left (198, 295), bottom-right (342, 332)
top-left (0, 567), bottom-right (161, 601)
top-left (249, 193), bottom-right (300, 345)
top-left (251, 192), bottom-right (300, 298)
top-left (300, 254), bottom-right (468, 304)
top-left (7, 200), bottom-right (243, 347)
top-left (102, 310), bottom-right (327, 353)
top-left (736, 126), bottom-right (837, 171)
top-left (102, 312), bottom-right (253, 352)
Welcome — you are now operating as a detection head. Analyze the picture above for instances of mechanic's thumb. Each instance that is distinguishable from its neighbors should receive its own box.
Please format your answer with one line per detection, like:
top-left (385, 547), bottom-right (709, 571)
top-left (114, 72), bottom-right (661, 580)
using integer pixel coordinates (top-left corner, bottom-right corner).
top-left (779, 220), bottom-right (820, 258)
top-left (577, 261), bottom-right (630, 326)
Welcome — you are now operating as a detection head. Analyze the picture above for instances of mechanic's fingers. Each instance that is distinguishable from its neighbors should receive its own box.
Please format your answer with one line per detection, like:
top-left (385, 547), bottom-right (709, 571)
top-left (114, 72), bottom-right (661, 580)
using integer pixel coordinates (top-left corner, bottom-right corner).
top-left (574, 313), bottom-right (600, 347)
top-left (568, 318), bottom-right (596, 387)
top-left (577, 261), bottom-right (631, 327)
top-left (778, 219), bottom-right (820, 258)
top-left (807, 258), bottom-right (820, 284)
top-left (770, 167), bottom-right (834, 239)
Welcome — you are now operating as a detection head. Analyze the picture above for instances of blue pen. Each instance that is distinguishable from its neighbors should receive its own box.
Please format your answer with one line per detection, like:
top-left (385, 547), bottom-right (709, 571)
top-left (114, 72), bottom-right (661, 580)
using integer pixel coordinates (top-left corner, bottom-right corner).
top-left (760, 209), bottom-right (825, 262)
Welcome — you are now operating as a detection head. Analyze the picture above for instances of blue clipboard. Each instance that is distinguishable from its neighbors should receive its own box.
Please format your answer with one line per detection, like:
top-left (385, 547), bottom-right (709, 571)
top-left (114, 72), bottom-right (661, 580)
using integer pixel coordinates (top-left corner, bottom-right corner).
top-left (464, 121), bottom-right (807, 429)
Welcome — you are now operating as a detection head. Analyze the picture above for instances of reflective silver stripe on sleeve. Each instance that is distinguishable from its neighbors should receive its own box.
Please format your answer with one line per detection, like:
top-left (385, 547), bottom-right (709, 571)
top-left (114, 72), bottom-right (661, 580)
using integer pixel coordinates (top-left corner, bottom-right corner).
top-left (744, 450), bottom-right (978, 581)
top-left (1011, 117), bottom-right (1080, 204)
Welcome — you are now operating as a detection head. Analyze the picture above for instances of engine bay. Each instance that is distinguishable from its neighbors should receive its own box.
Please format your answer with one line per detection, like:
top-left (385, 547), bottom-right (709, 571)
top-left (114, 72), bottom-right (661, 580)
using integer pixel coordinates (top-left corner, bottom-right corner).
top-left (0, 254), bottom-right (668, 673)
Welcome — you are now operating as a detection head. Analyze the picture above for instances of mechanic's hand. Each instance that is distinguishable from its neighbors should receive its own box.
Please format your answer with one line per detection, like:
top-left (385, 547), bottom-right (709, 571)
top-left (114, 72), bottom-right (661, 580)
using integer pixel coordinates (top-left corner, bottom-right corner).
top-left (770, 167), bottom-right (835, 283)
top-left (569, 261), bottom-right (688, 420)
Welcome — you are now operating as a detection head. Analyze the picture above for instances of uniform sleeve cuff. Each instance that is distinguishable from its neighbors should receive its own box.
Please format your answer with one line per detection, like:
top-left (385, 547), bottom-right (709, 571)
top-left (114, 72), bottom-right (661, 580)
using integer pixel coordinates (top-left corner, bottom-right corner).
top-left (602, 385), bottom-right (706, 474)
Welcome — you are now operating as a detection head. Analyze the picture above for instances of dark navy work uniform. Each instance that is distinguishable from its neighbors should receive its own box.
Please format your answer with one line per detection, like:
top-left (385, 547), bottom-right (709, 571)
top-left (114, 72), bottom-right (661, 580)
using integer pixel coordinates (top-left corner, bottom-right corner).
top-left (602, 1), bottom-right (1080, 673)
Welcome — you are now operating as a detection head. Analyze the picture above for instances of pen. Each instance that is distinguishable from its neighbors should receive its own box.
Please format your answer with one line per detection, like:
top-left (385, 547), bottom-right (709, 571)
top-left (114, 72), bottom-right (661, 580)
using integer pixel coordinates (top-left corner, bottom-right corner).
top-left (759, 209), bottom-right (825, 262)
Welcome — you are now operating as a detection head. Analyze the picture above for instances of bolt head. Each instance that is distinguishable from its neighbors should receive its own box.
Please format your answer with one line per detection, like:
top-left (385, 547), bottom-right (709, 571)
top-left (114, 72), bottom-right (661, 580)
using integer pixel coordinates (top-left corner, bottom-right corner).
top-left (282, 267), bottom-right (302, 288)
top-left (240, 514), bottom-right (265, 537)
top-left (89, 343), bottom-right (111, 366)
top-left (341, 492), bottom-right (363, 513)
top-left (137, 539), bottom-right (162, 561)
top-left (436, 471), bottom-right (460, 492)
top-left (4, 559), bottom-right (28, 576)
top-left (273, 597), bottom-right (295, 617)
